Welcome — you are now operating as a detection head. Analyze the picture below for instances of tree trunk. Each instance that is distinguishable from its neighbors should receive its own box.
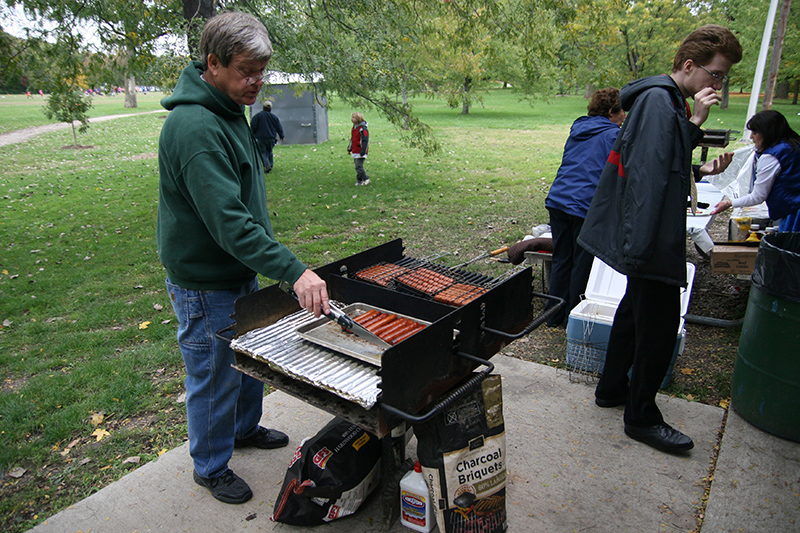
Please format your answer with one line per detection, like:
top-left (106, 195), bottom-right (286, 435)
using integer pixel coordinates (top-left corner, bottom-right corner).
top-left (721, 79), bottom-right (730, 110)
top-left (584, 83), bottom-right (595, 99)
top-left (793, 79), bottom-right (799, 105)
top-left (461, 77), bottom-right (471, 115)
top-left (183, 0), bottom-right (216, 60)
top-left (762, 0), bottom-right (792, 110)
top-left (401, 86), bottom-right (409, 130)
top-left (125, 76), bottom-right (138, 108)
top-left (776, 80), bottom-right (789, 99)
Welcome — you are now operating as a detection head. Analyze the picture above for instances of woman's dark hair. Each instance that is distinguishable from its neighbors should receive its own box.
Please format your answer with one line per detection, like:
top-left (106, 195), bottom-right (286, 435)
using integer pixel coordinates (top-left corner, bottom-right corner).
top-left (747, 110), bottom-right (800, 151)
top-left (587, 88), bottom-right (621, 118)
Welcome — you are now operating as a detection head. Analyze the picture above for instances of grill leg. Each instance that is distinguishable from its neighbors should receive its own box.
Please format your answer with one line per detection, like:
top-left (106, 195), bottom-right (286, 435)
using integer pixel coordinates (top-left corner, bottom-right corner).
top-left (379, 422), bottom-right (412, 528)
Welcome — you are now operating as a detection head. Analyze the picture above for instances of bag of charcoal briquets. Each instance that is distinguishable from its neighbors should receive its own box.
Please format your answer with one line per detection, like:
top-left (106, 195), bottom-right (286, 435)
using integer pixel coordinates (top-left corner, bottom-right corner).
top-left (271, 417), bottom-right (381, 525)
top-left (414, 374), bottom-right (507, 533)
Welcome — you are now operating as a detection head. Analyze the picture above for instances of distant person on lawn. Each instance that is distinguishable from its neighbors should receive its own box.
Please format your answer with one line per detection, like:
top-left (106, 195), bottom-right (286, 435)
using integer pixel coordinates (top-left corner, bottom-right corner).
top-left (347, 112), bottom-right (370, 186)
top-left (578, 25), bottom-right (741, 454)
top-left (251, 100), bottom-right (284, 172)
top-left (157, 11), bottom-right (329, 505)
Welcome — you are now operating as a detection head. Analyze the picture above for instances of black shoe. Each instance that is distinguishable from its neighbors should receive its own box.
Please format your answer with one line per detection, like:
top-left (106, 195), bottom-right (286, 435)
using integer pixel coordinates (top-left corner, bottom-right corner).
top-left (193, 469), bottom-right (253, 504)
top-left (234, 426), bottom-right (289, 449)
top-left (624, 422), bottom-right (694, 453)
top-left (595, 395), bottom-right (627, 408)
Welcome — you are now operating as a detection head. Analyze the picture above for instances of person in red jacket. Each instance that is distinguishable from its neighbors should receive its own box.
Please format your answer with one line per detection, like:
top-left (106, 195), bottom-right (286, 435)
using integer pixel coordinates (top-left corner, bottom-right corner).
top-left (347, 112), bottom-right (370, 186)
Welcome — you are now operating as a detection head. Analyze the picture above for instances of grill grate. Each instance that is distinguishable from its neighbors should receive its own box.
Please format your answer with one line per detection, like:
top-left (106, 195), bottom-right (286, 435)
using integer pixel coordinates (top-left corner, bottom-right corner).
top-left (353, 256), bottom-right (519, 304)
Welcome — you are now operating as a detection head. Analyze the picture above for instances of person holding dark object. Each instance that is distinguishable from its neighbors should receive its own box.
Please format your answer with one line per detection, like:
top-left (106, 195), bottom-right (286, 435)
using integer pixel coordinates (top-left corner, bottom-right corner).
top-left (251, 100), bottom-right (284, 172)
top-left (544, 88), bottom-right (625, 327)
top-left (711, 110), bottom-right (800, 232)
top-left (578, 25), bottom-right (742, 454)
top-left (348, 112), bottom-right (370, 186)
top-left (157, 11), bottom-right (329, 504)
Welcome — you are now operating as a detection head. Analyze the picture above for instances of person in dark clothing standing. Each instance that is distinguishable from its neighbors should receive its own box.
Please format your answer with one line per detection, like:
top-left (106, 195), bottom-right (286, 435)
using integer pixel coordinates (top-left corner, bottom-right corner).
top-left (251, 101), bottom-right (284, 172)
top-left (578, 25), bottom-right (742, 454)
top-left (347, 112), bottom-right (370, 186)
top-left (544, 88), bottom-right (625, 327)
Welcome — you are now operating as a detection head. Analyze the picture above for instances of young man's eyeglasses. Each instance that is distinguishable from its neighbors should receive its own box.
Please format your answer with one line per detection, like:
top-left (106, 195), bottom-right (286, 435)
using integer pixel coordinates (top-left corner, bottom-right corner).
top-left (231, 64), bottom-right (265, 86)
top-left (697, 64), bottom-right (729, 83)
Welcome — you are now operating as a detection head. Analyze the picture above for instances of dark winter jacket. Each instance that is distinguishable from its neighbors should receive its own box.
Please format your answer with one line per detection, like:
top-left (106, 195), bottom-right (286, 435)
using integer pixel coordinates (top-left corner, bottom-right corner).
top-left (348, 121), bottom-right (369, 157)
top-left (762, 141), bottom-right (800, 221)
top-left (578, 75), bottom-right (703, 287)
top-left (251, 109), bottom-right (284, 142)
top-left (157, 61), bottom-right (307, 290)
top-left (545, 115), bottom-right (621, 218)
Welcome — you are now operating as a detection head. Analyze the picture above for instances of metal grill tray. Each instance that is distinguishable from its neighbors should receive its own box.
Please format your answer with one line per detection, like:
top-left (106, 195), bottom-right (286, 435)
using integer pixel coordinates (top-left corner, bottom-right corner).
top-left (230, 306), bottom-right (382, 409)
top-left (296, 302), bottom-right (431, 366)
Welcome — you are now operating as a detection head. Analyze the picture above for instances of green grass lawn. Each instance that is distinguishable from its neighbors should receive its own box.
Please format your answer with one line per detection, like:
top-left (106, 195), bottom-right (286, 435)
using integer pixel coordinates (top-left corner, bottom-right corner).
top-left (1, 86), bottom-right (798, 532)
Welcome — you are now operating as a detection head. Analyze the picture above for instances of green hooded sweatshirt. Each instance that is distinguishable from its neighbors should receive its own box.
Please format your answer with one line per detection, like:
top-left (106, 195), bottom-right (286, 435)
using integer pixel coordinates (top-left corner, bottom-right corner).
top-left (157, 62), bottom-right (306, 290)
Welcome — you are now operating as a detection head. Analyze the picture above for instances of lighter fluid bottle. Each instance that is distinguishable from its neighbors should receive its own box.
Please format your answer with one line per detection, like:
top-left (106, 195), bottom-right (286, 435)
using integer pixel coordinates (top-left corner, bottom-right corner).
top-left (400, 461), bottom-right (433, 532)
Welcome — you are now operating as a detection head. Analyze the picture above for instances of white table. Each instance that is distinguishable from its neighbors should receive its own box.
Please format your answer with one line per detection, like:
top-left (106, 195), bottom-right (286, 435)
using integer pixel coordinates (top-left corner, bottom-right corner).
top-left (687, 181), bottom-right (725, 254)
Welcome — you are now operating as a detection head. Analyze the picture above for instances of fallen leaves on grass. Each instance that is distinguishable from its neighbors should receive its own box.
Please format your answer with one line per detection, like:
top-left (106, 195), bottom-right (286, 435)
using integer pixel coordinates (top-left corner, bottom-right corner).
top-left (91, 428), bottom-right (111, 441)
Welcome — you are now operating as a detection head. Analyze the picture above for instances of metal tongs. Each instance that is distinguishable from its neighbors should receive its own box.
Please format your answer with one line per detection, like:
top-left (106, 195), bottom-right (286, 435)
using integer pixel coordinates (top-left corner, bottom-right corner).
top-left (279, 281), bottom-right (390, 348)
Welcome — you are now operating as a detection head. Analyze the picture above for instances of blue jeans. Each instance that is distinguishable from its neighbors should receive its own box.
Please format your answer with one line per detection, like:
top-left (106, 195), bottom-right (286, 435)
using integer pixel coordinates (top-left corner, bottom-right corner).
top-left (256, 138), bottom-right (276, 170)
top-left (166, 277), bottom-right (264, 478)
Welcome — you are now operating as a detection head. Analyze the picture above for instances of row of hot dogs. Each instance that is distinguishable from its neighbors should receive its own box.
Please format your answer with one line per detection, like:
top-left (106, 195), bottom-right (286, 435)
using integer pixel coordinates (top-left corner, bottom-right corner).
top-left (352, 309), bottom-right (427, 345)
top-left (354, 263), bottom-right (487, 306)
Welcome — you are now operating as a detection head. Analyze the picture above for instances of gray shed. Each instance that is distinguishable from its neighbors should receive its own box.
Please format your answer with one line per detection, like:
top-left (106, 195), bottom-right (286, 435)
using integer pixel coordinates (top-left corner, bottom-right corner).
top-left (250, 72), bottom-right (328, 145)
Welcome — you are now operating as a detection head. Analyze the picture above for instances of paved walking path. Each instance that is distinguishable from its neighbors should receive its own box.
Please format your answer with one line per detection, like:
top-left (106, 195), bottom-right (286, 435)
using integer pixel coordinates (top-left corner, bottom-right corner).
top-left (27, 355), bottom-right (800, 532)
top-left (0, 110), bottom-right (164, 147)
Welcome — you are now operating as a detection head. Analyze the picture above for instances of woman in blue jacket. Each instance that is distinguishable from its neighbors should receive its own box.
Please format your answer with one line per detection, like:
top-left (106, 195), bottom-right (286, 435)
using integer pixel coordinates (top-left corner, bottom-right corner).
top-left (544, 88), bottom-right (625, 326)
top-left (712, 110), bottom-right (800, 231)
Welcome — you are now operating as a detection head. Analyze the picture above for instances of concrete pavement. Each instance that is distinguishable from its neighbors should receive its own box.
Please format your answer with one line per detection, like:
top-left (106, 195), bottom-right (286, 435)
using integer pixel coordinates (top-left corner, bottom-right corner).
top-left (29, 355), bottom-right (800, 532)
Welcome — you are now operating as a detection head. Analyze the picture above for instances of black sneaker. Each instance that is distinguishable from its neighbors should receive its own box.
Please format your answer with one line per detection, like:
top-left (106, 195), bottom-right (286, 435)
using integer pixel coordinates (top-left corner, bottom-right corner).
top-left (234, 426), bottom-right (289, 449)
top-left (193, 469), bottom-right (253, 504)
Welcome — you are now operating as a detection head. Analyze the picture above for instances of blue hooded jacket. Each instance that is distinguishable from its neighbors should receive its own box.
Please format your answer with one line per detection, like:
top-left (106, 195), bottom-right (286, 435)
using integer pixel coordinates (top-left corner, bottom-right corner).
top-left (545, 115), bottom-right (621, 218)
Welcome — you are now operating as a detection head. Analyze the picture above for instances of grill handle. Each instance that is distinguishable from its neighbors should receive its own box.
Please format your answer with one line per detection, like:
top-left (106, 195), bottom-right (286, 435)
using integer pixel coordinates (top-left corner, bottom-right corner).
top-left (379, 351), bottom-right (494, 424)
top-left (480, 291), bottom-right (564, 340)
top-left (215, 324), bottom-right (235, 343)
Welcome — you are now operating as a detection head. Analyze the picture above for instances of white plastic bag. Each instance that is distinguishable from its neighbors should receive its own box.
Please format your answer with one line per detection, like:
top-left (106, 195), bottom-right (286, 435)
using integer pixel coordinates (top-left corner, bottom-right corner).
top-left (704, 144), bottom-right (755, 201)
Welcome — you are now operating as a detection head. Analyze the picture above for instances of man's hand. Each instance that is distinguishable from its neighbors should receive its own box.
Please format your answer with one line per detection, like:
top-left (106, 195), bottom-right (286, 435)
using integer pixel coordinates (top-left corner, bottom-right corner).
top-left (690, 87), bottom-right (721, 127)
top-left (699, 152), bottom-right (733, 177)
top-left (293, 269), bottom-right (329, 317)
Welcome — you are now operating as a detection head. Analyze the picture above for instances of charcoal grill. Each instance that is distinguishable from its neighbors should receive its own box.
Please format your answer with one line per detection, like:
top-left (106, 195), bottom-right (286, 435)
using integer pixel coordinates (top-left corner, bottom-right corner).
top-left (223, 238), bottom-right (562, 437)
top-left (221, 239), bottom-right (562, 526)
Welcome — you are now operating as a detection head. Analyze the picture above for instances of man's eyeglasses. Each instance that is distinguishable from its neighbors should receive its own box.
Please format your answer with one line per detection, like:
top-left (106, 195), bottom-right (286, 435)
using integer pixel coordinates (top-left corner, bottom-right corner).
top-left (231, 64), bottom-right (265, 86)
top-left (697, 64), bottom-right (729, 83)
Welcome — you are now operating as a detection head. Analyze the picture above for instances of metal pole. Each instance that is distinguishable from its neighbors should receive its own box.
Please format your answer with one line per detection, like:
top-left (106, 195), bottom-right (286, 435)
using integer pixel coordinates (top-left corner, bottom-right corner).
top-left (744, 0), bottom-right (780, 139)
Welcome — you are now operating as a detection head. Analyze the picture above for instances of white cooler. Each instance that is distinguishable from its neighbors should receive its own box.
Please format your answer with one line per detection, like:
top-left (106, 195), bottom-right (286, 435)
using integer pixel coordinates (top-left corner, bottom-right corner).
top-left (565, 258), bottom-right (695, 388)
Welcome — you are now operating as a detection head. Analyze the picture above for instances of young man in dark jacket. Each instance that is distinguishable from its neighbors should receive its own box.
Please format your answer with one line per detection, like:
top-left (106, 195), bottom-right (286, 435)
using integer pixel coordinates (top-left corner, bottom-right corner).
top-left (158, 11), bottom-right (329, 504)
top-left (578, 25), bottom-right (741, 454)
top-left (250, 101), bottom-right (284, 172)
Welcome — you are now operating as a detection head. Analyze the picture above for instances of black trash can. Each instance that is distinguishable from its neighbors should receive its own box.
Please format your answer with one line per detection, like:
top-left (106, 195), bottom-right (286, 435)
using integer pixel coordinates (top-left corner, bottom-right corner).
top-left (731, 232), bottom-right (800, 442)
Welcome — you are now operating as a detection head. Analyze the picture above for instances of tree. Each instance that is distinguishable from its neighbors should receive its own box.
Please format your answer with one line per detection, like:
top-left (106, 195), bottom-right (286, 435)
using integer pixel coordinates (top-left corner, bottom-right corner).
top-left (43, 87), bottom-right (93, 146)
top-left (39, 32), bottom-right (93, 147)
top-left (11, 0), bottom-right (180, 107)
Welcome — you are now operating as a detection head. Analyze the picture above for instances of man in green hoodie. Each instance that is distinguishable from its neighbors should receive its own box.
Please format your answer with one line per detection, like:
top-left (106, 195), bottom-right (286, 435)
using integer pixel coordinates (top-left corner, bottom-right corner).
top-left (157, 11), bottom-right (329, 504)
